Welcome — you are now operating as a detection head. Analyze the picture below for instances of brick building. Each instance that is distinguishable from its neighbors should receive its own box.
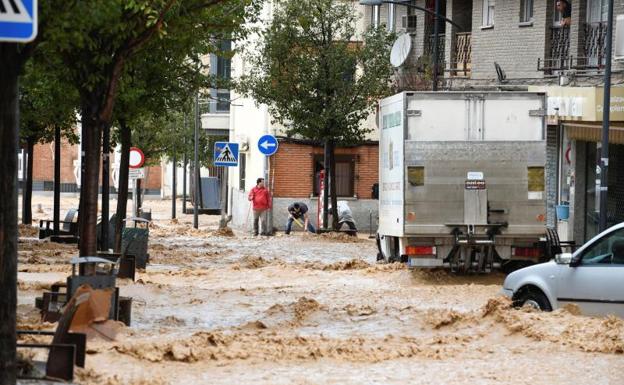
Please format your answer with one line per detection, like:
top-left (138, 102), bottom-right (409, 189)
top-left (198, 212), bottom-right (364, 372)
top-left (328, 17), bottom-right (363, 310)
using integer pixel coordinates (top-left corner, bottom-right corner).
top-left (24, 132), bottom-right (163, 195)
top-left (270, 139), bottom-right (378, 200)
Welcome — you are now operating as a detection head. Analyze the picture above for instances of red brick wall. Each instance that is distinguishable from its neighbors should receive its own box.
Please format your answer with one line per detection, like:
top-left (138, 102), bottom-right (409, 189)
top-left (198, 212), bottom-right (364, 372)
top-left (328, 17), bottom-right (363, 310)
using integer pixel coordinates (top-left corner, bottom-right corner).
top-left (271, 141), bottom-right (378, 199)
top-left (32, 139), bottom-right (80, 183)
top-left (32, 141), bottom-right (162, 190)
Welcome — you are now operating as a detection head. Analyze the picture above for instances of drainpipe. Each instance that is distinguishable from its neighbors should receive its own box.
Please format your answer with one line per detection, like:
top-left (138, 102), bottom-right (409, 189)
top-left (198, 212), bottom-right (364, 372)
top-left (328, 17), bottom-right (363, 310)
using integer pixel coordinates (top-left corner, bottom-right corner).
top-left (388, 3), bottom-right (395, 32)
top-left (373, 5), bottom-right (380, 28)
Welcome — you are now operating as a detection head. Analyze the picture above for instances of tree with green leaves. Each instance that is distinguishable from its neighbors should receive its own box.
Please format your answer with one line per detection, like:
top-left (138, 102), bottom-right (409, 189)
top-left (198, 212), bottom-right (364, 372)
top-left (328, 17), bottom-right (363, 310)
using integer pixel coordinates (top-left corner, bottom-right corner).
top-left (38, 0), bottom-right (259, 264)
top-left (20, 56), bottom-right (79, 225)
top-left (239, 0), bottom-right (395, 230)
top-left (0, 1), bottom-right (61, 379)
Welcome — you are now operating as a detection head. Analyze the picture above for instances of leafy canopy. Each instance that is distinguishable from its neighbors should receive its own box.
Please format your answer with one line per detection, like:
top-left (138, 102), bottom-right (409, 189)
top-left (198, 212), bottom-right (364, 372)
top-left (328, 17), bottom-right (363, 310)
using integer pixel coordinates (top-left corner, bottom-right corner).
top-left (239, 0), bottom-right (395, 144)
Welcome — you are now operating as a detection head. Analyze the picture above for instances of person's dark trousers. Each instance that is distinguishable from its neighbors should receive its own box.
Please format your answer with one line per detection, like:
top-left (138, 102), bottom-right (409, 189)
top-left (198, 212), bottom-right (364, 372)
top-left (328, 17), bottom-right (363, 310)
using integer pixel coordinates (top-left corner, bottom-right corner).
top-left (253, 209), bottom-right (268, 235)
top-left (285, 217), bottom-right (316, 234)
top-left (339, 221), bottom-right (357, 236)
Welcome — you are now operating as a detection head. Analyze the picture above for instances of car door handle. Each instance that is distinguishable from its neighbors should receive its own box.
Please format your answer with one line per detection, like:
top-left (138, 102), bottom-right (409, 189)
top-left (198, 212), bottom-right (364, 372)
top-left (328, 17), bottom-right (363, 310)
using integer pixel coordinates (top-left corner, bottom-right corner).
top-left (549, 275), bottom-right (555, 280)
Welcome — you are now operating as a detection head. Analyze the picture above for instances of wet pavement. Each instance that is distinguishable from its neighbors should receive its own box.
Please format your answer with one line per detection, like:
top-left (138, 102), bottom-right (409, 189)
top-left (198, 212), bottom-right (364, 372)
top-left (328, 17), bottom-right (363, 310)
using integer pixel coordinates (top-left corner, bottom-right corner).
top-left (16, 196), bottom-right (624, 384)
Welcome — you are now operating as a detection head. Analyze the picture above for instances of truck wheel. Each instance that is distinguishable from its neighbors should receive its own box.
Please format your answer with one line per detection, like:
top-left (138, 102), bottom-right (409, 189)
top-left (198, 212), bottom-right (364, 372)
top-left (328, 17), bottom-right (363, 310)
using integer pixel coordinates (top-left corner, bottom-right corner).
top-left (514, 287), bottom-right (552, 312)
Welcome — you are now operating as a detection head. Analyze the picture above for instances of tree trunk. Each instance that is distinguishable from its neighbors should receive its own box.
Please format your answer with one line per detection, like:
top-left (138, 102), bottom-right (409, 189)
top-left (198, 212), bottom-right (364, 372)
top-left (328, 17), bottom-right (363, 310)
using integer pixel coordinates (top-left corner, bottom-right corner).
top-left (22, 137), bottom-right (35, 225)
top-left (79, 95), bottom-right (104, 269)
top-left (322, 139), bottom-right (330, 230)
top-left (0, 44), bottom-right (21, 385)
top-left (328, 141), bottom-right (339, 230)
top-left (114, 120), bottom-right (131, 253)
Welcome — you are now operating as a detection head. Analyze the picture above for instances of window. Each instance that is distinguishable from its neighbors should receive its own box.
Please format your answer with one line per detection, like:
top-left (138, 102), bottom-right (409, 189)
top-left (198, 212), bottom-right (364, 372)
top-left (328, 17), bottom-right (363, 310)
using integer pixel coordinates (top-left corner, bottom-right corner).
top-left (579, 228), bottom-right (624, 265)
top-left (520, 0), bottom-right (533, 23)
top-left (239, 153), bottom-right (246, 190)
top-left (482, 0), bottom-right (495, 27)
top-left (313, 155), bottom-right (355, 197)
top-left (216, 91), bottom-right (230, 113)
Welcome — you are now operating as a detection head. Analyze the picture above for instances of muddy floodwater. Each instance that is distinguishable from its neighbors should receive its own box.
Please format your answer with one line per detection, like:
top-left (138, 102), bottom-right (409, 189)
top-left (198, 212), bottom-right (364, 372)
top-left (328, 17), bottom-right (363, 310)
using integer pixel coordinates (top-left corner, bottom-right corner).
top-left (16, 196), bottom-right (624, 384)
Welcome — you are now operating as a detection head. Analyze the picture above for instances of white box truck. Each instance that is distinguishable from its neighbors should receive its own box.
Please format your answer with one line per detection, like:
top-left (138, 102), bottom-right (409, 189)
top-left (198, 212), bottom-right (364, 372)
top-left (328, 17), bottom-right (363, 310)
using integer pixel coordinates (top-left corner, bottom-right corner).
top-left (377, 91), bottom-right (550, 273)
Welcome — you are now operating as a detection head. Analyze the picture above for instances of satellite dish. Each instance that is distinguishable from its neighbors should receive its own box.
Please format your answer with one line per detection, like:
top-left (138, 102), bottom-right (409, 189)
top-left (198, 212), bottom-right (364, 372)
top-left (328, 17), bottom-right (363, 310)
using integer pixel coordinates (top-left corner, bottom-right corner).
top-left (390, 33), bottom-right (412, 68)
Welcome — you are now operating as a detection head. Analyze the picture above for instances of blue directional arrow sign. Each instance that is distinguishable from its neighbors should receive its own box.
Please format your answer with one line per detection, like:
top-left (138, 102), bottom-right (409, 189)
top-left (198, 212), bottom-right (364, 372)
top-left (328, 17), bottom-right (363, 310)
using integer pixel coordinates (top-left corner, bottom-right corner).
top-left (258, 134), bottom-right (279, 156)
top-left (0, 0), bottom-right (37, 42)
top-left (214, 142), bottom-right (239, 167)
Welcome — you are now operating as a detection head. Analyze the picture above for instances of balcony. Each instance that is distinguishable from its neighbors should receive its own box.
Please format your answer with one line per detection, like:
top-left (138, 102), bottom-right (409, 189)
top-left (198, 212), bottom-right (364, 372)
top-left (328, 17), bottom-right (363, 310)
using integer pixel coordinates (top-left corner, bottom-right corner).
top-left (581, 21), bottom-right (607, 69)
top-left (538, 26), bottom-right (570, 72)
top-left (448, 32), bottom-right (471, 77)
top-left (538, 22), bottom-right (608, 73)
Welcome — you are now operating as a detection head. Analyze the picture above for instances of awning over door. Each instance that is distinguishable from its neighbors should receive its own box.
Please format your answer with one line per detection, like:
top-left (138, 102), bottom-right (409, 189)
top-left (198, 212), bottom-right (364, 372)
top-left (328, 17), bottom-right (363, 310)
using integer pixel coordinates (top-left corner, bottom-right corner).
top-left (563, 122), bottom-right (624, 144)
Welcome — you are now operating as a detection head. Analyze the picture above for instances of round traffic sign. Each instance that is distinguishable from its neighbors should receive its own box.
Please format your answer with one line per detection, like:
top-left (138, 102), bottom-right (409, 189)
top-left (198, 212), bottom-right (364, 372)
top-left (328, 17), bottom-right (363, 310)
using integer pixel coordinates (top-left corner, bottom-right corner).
top-left (129, 147), bottom-right (145, 169)
top-left (258, 134), bottom-right (279, 156)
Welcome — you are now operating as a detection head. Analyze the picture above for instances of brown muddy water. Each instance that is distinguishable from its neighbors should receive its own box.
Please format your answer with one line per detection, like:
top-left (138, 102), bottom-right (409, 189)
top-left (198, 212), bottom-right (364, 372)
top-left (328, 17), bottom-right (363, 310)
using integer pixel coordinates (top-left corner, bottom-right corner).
top-left (16, 196), bottom-right (624, 384)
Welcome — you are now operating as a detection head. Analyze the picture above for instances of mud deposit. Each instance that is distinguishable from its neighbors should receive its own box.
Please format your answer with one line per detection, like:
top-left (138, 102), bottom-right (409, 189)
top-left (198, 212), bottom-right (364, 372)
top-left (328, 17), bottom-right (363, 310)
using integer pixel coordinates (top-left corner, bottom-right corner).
top-left (16, 196), bottom-right (624, 384)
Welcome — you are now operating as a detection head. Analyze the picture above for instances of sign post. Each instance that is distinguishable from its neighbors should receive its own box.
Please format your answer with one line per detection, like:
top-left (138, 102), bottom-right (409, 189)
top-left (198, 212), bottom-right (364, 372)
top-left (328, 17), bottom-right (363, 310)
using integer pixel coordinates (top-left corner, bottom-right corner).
top-left (258, 135), bottom-right (278, 235)
top-left (318, 170), bottom-right (325, 231)
top-left (0, 0), bottom-right (37, 42)
top-left (129, 147), bottom-right (145, 217)
top-left (257, 134), bottom-right (279, 156)
top-left (214, 142), bottom-right (239, 167)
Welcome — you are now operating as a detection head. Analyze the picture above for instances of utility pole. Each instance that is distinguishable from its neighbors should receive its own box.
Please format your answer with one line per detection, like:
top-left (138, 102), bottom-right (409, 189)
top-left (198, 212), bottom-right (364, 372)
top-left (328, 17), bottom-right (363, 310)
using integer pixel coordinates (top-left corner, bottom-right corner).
top-left (599, 0), bottom-right (615, 232)
top-left (193, 95), bottom-right (200, 229)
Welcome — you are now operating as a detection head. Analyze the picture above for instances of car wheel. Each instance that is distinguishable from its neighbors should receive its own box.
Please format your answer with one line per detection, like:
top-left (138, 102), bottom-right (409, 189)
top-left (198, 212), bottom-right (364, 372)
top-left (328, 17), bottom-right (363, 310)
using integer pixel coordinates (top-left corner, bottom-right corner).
top-left (514, 288), bottom-right (552, 312)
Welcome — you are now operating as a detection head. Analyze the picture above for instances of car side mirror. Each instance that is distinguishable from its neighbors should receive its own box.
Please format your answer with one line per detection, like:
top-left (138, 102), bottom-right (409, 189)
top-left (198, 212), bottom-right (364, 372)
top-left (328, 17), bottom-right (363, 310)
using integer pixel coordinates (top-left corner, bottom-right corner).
top-left (569, 254), bottom-right (582, 267)
top-left (555, 253), bottom-right (572, 264)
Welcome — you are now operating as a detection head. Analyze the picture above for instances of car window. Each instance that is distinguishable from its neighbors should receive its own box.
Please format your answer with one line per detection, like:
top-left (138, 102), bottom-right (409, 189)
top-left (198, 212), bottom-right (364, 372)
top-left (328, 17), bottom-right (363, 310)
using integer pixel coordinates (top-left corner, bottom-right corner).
top-left (579, 228), bottom-right (624, 265)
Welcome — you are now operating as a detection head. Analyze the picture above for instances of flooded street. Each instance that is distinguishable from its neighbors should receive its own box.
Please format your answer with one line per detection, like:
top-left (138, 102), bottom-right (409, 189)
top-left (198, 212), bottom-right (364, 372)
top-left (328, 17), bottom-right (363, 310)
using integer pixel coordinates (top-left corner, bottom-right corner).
top-left (17, 196), bottom-right (624, 384)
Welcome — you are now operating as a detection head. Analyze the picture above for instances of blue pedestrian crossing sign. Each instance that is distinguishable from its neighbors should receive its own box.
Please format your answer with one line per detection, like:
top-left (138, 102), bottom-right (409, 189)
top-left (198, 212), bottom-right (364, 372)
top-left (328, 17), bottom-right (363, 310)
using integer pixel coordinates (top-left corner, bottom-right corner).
top-left (214, 142), bottom-right (239, 167)
top-left (0, 0), bottom-right (37, 42)
top-left (258, 134), bottom-right (279, 156)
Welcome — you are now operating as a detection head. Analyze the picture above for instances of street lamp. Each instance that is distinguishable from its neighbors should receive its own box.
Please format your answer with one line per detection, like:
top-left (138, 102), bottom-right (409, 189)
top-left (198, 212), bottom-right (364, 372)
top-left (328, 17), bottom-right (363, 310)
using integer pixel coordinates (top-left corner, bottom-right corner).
top-left (599, 0), bottom-right (614, 232)
top-left (359, 0), bottom-right (461, 91)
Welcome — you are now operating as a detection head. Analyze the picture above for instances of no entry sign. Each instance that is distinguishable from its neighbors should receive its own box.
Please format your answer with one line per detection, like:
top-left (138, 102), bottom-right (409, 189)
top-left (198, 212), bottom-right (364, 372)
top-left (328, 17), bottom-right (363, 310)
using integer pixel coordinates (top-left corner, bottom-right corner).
top-left (129, 147), bottom-right (145, 169)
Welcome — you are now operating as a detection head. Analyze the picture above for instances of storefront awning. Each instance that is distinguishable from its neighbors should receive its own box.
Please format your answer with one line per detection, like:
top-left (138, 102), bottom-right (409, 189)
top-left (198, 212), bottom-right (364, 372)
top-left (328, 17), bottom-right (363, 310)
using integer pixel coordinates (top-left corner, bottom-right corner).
top-left (564, 122), bottom-right (624, 145)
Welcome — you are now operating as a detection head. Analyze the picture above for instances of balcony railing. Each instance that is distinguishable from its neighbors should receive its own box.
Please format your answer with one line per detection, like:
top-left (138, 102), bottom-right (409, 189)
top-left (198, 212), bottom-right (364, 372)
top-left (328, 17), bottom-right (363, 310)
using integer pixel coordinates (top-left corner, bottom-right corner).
top-left (540, 26), bottom-right (570, 72)
top-left (448, 32), bottom-right (471, 77)
top-left (539, 22), bottom-right (609, 73)
top-left (583, 21), bottom-right (607, 68)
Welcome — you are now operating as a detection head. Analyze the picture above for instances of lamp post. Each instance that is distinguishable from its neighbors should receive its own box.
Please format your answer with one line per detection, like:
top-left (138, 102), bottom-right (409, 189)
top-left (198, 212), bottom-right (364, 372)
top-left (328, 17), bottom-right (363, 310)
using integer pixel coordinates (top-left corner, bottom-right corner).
top-left (599, 0), bottom-right (614, 232)
top-left (359, 0), bottom-right (460, 91)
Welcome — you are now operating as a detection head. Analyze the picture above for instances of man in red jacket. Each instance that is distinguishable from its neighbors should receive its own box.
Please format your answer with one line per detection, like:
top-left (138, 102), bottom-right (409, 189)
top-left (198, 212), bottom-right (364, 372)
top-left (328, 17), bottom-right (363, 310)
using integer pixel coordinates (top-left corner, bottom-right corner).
top-left (248, 178), bottom-right (272, 236)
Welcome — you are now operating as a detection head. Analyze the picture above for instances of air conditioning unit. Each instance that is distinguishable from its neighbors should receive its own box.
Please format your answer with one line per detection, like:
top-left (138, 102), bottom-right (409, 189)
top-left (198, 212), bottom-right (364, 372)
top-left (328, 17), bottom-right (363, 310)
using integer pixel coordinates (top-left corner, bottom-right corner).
top-left (616, 15), bottom-right (624, 61)
top-left (401, 15), bottom-right (417, 34)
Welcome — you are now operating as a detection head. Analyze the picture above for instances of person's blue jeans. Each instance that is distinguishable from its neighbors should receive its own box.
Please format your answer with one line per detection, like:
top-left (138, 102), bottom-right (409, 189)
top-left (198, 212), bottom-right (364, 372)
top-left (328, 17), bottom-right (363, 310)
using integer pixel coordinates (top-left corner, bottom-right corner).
top-left (285, 217), bottom-right (316, 234)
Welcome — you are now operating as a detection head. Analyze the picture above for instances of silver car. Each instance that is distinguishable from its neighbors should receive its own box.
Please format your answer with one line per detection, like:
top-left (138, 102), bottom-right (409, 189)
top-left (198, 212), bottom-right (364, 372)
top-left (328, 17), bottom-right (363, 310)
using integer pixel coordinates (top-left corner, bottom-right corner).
top-left (502, 223), bottom-right (624, 318)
